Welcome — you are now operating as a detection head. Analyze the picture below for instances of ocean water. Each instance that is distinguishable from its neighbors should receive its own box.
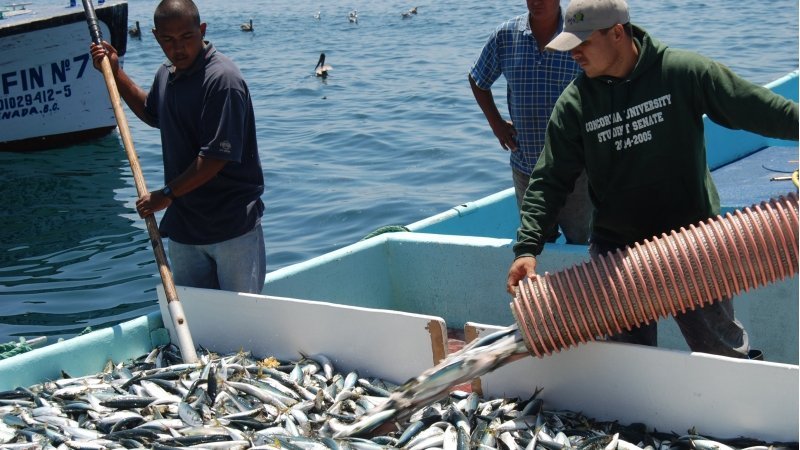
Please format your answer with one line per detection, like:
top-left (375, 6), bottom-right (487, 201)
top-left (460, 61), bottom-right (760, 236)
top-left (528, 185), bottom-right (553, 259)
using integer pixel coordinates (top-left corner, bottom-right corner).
top-left (0, 0), bottom-right (797, 343)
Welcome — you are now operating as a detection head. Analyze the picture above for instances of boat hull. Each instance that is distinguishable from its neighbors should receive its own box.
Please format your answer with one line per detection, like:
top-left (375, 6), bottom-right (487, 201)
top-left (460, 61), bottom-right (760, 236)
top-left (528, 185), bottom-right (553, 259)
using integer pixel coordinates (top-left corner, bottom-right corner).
top-left (0, 1), bottom-right (127, 151)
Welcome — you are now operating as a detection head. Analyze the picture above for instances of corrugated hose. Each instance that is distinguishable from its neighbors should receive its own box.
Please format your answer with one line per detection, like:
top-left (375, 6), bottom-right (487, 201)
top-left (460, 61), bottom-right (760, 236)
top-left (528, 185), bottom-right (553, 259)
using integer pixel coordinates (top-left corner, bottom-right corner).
top-left (511, 193), bottom-right (799, 357)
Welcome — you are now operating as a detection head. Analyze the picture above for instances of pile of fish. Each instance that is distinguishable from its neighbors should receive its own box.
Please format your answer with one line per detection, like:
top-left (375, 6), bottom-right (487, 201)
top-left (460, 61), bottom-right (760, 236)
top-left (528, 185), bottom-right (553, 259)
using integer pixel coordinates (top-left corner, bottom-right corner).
top-left (338, 324), bottom-right (531, 434)
top-left (0, 340), bottom-right (792, 449)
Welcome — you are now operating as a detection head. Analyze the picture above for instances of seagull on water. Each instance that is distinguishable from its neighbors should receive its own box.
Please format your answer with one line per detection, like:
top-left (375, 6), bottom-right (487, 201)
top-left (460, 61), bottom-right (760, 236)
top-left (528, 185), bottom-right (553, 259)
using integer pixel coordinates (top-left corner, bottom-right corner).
top-left (241, 19), bottom-right (253, 31)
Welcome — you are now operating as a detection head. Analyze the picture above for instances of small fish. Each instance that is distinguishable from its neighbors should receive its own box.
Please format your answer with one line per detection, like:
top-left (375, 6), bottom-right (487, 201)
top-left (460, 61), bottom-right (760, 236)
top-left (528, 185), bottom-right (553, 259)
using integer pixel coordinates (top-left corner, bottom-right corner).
top-left (99, 395), bottom-right (156, 409)
top-left (333, 408), bottom-right (397, 438)
top-left (178, 401), bottom-right (204, 427)
top-left (225, 380), bottom-right (290, 409)
top-left (443, 424), bottom-right (458, 450)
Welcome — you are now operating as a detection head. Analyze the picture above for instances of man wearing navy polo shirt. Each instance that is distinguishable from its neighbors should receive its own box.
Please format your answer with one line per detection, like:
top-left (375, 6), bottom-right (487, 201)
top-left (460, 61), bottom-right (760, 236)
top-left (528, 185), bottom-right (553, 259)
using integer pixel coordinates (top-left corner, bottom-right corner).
top-left (470, 0), bottom-right (592, 245)
top-left (90, 0), bottom-right (266, 293)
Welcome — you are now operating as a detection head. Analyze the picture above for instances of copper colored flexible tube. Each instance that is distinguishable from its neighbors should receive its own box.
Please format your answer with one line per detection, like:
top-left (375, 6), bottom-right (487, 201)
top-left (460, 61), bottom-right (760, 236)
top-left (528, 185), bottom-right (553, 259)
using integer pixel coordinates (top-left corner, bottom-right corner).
top-left (510, 193), bottom-right (799, 358)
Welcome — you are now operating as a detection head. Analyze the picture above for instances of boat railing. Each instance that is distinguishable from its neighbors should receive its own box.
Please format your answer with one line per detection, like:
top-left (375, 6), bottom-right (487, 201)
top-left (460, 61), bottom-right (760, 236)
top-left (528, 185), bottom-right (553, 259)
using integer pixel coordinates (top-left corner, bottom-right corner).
top-left (0, 2), bottom-right (33, 19)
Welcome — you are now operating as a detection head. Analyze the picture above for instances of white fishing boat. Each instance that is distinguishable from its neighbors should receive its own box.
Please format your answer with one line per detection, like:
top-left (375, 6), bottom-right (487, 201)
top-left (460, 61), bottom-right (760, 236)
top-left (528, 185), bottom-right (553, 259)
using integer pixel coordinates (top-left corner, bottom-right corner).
top-left (0, 0), bottom-right (127, 151)
top-left (0, 71), bottom-right (796, 445)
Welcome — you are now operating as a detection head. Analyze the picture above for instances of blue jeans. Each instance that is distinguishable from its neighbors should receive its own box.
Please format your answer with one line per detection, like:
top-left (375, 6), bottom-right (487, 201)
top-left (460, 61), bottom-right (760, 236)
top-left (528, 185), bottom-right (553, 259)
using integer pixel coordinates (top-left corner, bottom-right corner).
top-left (513, 168), bottom-right (592, 244)
top-left (168, 222), bottom-right (266, 294)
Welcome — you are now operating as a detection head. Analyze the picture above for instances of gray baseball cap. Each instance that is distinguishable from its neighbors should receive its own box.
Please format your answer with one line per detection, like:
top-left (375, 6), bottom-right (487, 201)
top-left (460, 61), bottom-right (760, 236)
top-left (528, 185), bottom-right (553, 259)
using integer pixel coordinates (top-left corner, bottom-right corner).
top-left (546, 0), bottom-right (630, 51)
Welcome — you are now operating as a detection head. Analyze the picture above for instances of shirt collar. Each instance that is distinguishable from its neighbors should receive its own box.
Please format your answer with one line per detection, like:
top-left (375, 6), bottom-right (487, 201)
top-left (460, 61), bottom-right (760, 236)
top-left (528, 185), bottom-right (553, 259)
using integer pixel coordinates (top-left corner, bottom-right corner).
top-left (520, 10), bottom-right (566, 42)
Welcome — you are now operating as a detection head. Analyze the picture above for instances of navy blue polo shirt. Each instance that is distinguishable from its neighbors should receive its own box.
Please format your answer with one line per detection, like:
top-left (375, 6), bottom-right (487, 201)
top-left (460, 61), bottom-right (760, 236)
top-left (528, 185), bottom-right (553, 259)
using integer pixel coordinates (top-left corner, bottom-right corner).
top-left (143, 42), bottom-right (264, 245)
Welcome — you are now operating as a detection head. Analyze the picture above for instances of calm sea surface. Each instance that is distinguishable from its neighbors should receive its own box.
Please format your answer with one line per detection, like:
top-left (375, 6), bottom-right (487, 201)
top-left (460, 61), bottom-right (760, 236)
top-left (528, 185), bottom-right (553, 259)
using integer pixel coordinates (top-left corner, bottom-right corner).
top-left (0, 0), bottom-right (797, 343)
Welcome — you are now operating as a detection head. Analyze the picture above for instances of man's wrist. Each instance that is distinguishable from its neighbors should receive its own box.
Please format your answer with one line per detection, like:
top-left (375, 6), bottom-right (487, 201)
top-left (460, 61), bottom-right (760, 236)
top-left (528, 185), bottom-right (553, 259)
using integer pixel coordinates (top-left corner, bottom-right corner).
top-left (160, 185), bottom-right (176, 200)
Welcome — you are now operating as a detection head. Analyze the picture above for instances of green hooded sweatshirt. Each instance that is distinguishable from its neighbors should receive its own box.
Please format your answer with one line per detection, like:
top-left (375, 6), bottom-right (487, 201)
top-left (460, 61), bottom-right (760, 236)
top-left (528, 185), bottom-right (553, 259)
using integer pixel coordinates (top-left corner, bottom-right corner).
top-left (514, 25), bottom-right (799, 258)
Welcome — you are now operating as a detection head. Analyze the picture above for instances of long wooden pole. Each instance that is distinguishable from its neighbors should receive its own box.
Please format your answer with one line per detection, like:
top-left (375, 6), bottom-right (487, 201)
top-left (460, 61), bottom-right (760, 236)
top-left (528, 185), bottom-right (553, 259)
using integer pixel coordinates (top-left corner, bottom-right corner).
top-left (82, 0), bottom-right (198, 363)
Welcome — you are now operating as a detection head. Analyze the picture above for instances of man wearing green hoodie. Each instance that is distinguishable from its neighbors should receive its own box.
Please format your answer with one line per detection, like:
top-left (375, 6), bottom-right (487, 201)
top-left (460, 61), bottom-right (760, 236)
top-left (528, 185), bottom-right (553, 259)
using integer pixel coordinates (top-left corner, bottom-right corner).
top-left (506, 0), bottom-right (799, 358)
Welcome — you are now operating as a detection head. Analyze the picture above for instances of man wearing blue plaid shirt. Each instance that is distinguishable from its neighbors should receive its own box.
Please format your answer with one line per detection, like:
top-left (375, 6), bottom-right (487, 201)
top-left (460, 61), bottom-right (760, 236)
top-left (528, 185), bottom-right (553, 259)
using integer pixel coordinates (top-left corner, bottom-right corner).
top-left (469, 0), bottom-right (592, 244)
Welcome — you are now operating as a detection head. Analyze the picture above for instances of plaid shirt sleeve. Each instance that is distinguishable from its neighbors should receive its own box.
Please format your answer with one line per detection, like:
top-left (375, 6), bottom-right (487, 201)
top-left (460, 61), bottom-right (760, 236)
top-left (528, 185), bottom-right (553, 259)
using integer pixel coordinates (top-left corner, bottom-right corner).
top-left (469, 28), bottom-right (503, 90)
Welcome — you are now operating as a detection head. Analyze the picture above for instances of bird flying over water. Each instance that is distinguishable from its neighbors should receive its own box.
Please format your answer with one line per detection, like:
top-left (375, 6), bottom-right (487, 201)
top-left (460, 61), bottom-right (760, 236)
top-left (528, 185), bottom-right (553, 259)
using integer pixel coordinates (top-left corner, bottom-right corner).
top-left (315, 53), bottom-right (332, 78)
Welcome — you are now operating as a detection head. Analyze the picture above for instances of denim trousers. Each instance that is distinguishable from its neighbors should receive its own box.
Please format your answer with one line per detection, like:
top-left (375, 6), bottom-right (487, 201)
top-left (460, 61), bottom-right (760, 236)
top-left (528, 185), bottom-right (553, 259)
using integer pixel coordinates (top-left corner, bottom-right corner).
top-left (168, 222), bottom-right (266, 294)
top-left (589, 240), bottom-right (751, 358)
top-left (513, 168), bottom-right (593, 245)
